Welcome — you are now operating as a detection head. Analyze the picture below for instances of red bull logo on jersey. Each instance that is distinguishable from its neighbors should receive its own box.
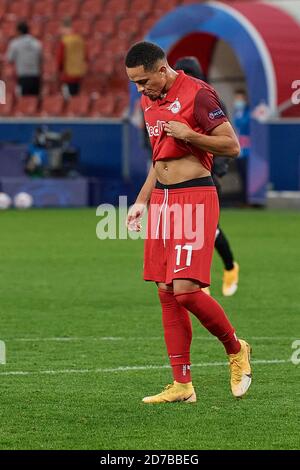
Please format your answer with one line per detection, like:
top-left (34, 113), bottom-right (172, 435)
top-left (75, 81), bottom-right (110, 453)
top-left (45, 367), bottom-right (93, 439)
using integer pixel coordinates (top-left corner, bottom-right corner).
top-left (146, 120), bottom-right (166, 137)
top-left (167, 98), bottom-right (181, 114)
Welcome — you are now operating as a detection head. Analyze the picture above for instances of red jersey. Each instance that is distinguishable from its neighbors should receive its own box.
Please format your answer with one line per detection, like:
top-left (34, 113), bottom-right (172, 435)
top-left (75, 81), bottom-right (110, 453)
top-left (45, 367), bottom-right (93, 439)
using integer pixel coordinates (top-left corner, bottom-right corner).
top-left (141, 70), bottom-right (228, 171)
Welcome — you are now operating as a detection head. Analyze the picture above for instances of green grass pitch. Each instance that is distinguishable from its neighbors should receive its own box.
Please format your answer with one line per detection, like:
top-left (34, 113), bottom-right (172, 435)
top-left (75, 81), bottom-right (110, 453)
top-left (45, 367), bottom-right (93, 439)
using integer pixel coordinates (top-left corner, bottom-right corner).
top-left (0, 208), bottom-right (299, 450)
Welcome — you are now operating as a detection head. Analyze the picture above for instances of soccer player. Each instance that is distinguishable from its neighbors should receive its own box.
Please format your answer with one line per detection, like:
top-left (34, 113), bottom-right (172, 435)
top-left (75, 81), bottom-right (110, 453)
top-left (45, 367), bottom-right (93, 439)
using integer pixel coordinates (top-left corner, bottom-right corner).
top-left (125, 42), bottom-right (251, 404)
top-left (174, 56), bottom-right (239, 297)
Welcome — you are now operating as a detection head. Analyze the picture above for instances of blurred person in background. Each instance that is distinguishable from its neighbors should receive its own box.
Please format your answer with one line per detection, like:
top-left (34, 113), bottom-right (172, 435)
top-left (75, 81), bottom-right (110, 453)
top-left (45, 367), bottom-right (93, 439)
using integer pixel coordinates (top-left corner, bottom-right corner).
top-left (232, 89), bottom-right (250, 205)
top-left (57, 17), bottom-right (86, 98)
top-left (174, 56), bottom-right (239, 297)
top-left (6, 21), bottom-right (42, 96)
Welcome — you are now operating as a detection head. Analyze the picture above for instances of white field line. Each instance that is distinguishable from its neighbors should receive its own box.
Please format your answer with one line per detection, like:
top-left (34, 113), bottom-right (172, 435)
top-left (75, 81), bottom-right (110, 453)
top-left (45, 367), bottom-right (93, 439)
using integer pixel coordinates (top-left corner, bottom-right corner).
top-left (7, 336), bottom-right (298, 342)
top-left (0, 358), bottom-right (292, 376)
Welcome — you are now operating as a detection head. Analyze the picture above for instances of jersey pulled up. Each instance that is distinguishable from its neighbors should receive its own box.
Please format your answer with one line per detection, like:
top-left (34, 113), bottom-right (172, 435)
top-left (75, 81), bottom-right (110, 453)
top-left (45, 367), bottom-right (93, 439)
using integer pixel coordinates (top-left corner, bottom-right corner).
top-left (141, 71), bottom-right (228, 172)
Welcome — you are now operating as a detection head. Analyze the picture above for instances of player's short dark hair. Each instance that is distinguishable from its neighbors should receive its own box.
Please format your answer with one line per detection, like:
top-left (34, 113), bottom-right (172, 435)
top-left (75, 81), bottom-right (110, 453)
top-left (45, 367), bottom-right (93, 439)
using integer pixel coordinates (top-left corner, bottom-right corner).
top-left (17, 21), bottom-right (29, 35)
top-left (174, 56), bottom-right (206, 81)
top-left (125, 41), bottom-right (166, 71)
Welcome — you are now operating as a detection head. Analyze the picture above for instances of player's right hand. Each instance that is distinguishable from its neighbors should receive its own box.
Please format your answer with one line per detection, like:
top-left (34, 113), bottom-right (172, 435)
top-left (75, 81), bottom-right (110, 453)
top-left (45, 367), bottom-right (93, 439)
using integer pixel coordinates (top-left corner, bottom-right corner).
top-left (126, 203), bottom-right (146, 232)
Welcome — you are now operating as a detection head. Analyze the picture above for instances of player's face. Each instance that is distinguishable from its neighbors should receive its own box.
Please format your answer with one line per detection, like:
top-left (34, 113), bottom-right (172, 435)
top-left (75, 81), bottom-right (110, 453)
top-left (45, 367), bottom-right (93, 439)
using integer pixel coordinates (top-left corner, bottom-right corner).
top-left (126, 64), bottom-right (167, 101)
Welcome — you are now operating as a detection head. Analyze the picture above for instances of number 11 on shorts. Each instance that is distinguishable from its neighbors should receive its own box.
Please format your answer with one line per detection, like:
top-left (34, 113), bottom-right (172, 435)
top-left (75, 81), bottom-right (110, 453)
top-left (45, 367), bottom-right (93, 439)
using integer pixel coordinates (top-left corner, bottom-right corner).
top-left (175, 244), bottom-right (193, 267)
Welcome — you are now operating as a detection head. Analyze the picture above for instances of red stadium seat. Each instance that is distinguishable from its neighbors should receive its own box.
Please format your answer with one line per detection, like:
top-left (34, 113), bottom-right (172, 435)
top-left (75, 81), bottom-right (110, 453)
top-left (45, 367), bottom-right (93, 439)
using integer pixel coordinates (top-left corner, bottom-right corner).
top-left (142, 16), bottom-right (159, 36)
top-left (44, 20), bottom-right (61, 38)
top-left (105, 37), bottom-right (126, 58)
top-left (39, 94), bottom-right (65, 116)
top-left (89, 94), bottom-right (115, 117)
top-left (82, 74), bottom-right (103, 95)
top-left (0, 62), bottom-right (16, 95)
top-left (105, 0), bottom-right (128, 18)
top-left (117, 17), bottom-right (141, 39)
top-left (1, 62), bottom-right (15, 81)
top-left (73, 18), bottom-right (93, 38)
top-left (64, 95), bottom-right (91, 117)
top-left (42, 59), bottom-right (57, 82)
top-left (56, 0), bottom-right (80, 18)
top-left (128, 0), bottom-right (153, 16)
top-left (1, 20), bottom-right (18, 40)
top-left (79, 0), bottom-right (105, 20)
top-left (7, 0), bottom-right (32, 18)
top-left (93, 18), bottom-right (116, 39)
top-left (32, 0), bottom-right (55, 18)
top-left (0, 38), bottom-right (8, 55)
top-left (0, 92), bottom-right (14, 117)
top-left (14, 96), bottom-right (39, 116)
top-left (42, 37), bottom-right (57, 56)
top-left (30, 19), bottom-right (43, 39)
top-left (87, 40), bottom-right (103, 61)
top-left (152, 0), bottom-right (179, 9)
top-left (91, 56), bottom-right (113, 76)
top-left (0, 2), bottom-right (7, 20)
top-left (114, 92), bottom-right (129, 117)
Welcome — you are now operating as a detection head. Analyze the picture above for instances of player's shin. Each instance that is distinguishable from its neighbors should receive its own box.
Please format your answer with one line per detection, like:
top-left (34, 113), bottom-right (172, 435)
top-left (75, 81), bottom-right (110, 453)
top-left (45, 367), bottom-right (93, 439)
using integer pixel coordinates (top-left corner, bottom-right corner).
top-left (158, 288), bottom-right (192, 383)
top-left (175, 289), bottom-right (241, 354)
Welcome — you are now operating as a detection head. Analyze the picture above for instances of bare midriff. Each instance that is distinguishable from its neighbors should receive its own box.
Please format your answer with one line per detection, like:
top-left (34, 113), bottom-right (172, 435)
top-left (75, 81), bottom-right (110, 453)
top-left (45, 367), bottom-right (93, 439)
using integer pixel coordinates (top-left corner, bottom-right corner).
top-left (154, 154), bottom-right (210, 185)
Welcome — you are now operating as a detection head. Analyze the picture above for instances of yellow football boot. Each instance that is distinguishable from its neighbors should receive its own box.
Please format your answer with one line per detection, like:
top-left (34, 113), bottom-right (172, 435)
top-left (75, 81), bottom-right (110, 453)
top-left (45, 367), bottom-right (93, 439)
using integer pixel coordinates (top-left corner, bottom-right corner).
top-left (142, 381), bottom-right (196, 404)
top-left (222, 262), bottom-right (239, 296)
top-left (229, 339), bottom-right (252, 398)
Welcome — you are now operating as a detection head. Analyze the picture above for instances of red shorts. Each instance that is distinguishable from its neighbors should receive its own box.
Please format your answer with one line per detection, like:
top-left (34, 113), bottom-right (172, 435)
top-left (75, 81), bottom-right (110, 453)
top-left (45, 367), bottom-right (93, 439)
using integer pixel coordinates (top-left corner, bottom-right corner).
top-left (144, 178), bottom-right (219, 286)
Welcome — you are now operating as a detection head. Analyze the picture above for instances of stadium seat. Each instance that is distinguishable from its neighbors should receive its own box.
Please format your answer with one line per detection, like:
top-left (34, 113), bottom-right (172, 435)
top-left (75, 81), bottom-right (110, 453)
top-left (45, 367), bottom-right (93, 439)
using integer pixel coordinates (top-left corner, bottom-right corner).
top-left (89, 95), bottom-right (115, 117)
top-left (128, 0), bottom-right (153, 17)
top-left (0, 38), bottom-right (8, 55)
top-left (112, 59), bottom-right (128, 88)
top-left (0, 91), bottom-right (14, 117)
top-left (142, 16), bottom-right (160, 36)
top-left (0, 2), bottom-right (7, 20)
top-left (7, 0), bottom-right (32, 18)
top-left (117, 17), bottom-right (141, 39)
top-left (106, 37), bottom-right (126, 58)
top-left (14, 96), bottom-right (39, 116)
top-left (105, 0), bottom-right (129, 19)
top-left (1, 20), bottom-right (18, 40)
top-left (73, 18), bottom-right (93, 38)
top-left (87, 39), bottom-right (103, 61)
top-left (44, 20), bottom-right (61, 38)
top-left (0, 62), bottom-right (15, 96)
top-left (42, 59), bottom-right (57, 82)
top-left (32, 0), bottom-right (55, 18)
top-left (79, 0), bottom-right (105, 20)
top-left (152, 0), bottom-right (179, 8)
top-left (1, 62), bottom-right (15, 81)
top-left (39, 94), bottom-right (65, 116)
top-left (64, 95), bottom-right (91, 117)
top-left (56, 0), bottom-right (81, 18)
top-left (114, 92), bottom-right (129, 117)
top-left (42, 38), bottom-right (57, 56)
top-left (30, 19), bottom-right (43, 39)
top-left (93, 18), bottom-right (116, 39)
top-left (91, 56), bottom-right (114, 76)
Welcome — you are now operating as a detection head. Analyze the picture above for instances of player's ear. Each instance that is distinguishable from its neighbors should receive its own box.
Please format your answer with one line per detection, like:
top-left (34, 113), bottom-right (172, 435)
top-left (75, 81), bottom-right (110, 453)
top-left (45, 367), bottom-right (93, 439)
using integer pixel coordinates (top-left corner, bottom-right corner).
top-left (158, 65), bottom-right (167, 76)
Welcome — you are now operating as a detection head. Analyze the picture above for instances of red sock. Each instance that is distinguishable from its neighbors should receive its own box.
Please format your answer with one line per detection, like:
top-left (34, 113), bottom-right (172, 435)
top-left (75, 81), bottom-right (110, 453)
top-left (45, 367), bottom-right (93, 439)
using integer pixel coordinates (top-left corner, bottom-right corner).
top-left (175, 289), bottom-right (241, 355)
top-left (158, 288), bottom-right (192, 383)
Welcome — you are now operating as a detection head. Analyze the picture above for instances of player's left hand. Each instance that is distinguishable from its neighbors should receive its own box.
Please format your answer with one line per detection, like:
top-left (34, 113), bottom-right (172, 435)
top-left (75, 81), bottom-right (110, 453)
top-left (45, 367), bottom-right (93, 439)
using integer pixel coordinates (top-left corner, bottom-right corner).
top-left (164, 121), bottom-right (191, 141)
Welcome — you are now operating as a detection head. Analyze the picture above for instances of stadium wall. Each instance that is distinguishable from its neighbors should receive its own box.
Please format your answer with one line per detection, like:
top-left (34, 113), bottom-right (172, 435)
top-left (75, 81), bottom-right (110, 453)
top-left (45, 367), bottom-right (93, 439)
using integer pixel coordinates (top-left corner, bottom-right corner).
top-left (0, 119), bottom-right (123, 177)
top-left (0, 119), bottom-right (143, 207)
top-left (0, 119), bottom-right (299, 207)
